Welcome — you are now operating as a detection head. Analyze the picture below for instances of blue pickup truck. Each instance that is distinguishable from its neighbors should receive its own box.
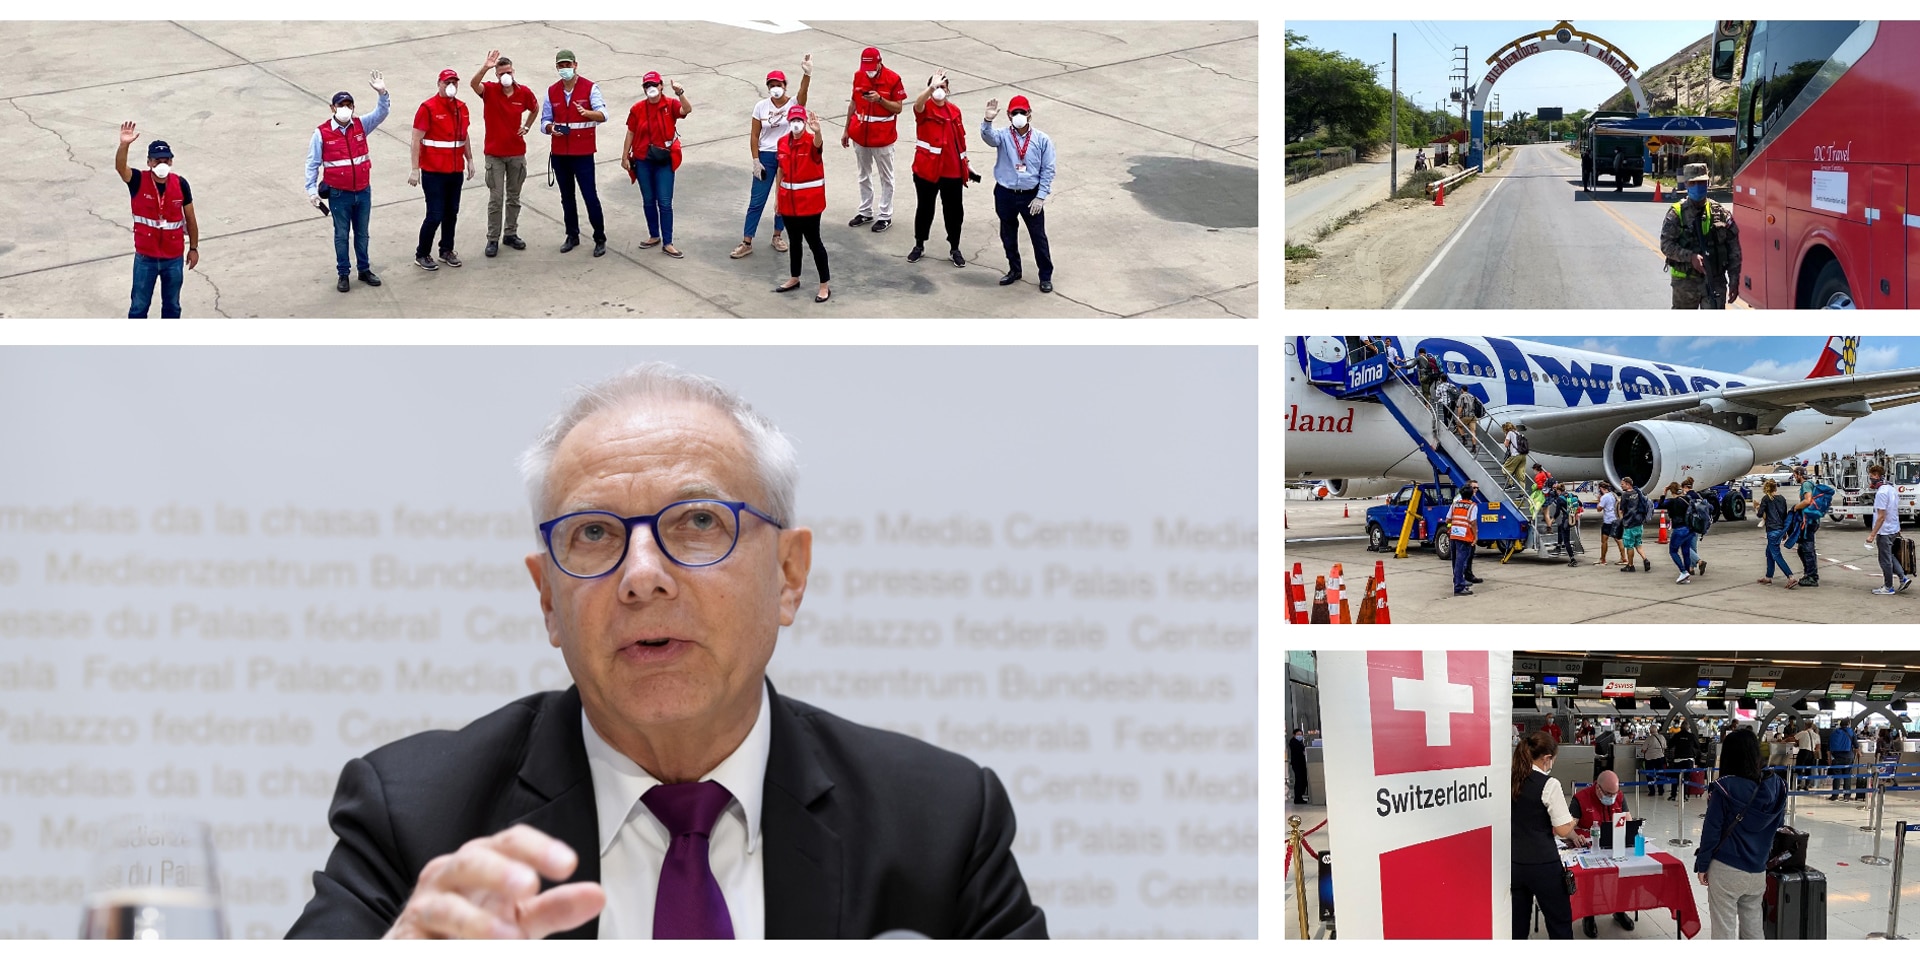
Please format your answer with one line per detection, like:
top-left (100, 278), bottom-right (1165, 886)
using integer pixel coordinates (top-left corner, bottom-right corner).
top-left (1364, 482), bottom-right (1531, 560)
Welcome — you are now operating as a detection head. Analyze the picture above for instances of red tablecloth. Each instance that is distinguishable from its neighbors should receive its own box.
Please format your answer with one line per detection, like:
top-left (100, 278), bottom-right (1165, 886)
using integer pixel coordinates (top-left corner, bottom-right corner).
top-left (1569, 851), bottom-right (1702, 939)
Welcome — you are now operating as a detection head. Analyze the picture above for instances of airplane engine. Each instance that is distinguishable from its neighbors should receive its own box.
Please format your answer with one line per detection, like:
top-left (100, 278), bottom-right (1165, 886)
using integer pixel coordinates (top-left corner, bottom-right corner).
top-left (1605, 421), bottom-right (1755, 493)
top-left (1326, 478), bottom-right (1403, 498)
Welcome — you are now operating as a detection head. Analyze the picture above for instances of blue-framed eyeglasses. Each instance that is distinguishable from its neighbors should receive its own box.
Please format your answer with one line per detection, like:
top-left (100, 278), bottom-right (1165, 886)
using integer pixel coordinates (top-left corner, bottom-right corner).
top-left (538, 500), bottom-right (785, 578)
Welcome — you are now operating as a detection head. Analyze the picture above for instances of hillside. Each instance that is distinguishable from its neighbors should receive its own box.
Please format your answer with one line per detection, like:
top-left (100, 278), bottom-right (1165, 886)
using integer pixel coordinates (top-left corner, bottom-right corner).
top-left (1598, 32), bottom-right (1738, 115)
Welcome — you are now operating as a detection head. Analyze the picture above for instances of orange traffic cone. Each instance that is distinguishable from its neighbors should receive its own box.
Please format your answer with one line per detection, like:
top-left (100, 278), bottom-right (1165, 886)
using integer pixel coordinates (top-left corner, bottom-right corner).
top-left (1374, 559), bottom-right (1387, 584)
top-left (1309, 577), bottom-right (1331, 624)
top-left (1373, 575), bottom-right (1392, 625)
top-left (1331, 563), bottom-right (1350, 624)
top-left (1658, 513), bottom-right (1670, 544)
top-left (1290, 562), bottom-right (1309, 624)
top-left (1344, 502), bottom-right (1351, 518)
top-left (1434, 182), bottom-right (1446, 206)
top-left (1653, 178), bottom-right (1663, 203)
top-left (1356, 576), bottom-right (1379, 623)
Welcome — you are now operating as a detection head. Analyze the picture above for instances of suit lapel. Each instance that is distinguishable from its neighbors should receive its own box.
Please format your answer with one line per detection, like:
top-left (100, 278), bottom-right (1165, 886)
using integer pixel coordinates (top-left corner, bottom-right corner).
top-left (510, 685), bottom-right (602, 939)
top-left (760, 682), bottom-right (844, 939)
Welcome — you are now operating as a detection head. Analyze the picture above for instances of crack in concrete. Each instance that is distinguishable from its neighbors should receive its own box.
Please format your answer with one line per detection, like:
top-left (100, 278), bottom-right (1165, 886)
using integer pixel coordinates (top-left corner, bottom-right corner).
top-left (1167, 52), bottom-right (1253, 85)
top-left (1201, 294), bottom-right (1246, 318)
top-left (1047, 287), bottom-right (1123, 318)
top-left (933, 22), bottom-right (1089, 73)
top-left (84, 207), bottom-right (131, 235)
top-left (12, 99), bottom-right (102, 176)
top-left (197, 267), bottom-right (232, 318)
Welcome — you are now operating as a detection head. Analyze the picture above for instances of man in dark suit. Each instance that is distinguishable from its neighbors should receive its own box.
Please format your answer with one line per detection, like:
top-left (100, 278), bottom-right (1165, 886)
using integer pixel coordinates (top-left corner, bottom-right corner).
top-left (287, 363), bottom-right (1046, 939)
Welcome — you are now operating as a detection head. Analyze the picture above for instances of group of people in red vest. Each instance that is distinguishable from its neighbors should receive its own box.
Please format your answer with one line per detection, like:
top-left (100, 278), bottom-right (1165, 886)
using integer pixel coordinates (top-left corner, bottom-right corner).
top-left (117, 43), bottom-right (1057, 315)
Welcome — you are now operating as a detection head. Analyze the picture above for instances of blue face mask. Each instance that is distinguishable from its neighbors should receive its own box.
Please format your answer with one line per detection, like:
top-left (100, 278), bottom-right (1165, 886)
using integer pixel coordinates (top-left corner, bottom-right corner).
top-left (1687, 184), bottom-right (1708, 202)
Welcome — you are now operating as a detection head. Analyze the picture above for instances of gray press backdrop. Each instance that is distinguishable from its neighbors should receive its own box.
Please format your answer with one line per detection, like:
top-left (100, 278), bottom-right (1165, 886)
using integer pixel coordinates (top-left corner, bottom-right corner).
top-left (0, 346), bottom-right (1257, 938)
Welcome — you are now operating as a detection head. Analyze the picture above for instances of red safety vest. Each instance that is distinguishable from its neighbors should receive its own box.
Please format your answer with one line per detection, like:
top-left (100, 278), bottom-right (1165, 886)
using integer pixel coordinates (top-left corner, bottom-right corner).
top-left (912, 100), bottom-right (969, 181)
top-left (1447, 500), bottom-right (1478, 543)
top-left (548, 78), bottom-right (599, 156)
top-left (317, 117), bottom-right (371, 192)
top-left (848, 67), bottom-right (901, 148)
top-left (627, 96), bottom-right (683, 170)
top-left (130, 172), bottom-right (186, 260)
top-left (776, 131), bottom-right (827, 217)
top-left (416, 96), bottom-right (469, 173)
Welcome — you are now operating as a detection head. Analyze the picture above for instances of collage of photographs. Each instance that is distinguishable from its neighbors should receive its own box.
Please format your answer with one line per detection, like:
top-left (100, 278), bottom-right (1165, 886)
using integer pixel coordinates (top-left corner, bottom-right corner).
top-left (1, 13), bottom-right (1268, 950)
top-left (1285, 13), bottom-right (1920, 944)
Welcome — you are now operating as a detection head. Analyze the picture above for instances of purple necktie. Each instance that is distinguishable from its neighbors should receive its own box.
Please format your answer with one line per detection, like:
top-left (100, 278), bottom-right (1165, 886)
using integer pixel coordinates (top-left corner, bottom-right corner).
top-left (642, 781), bottom-right (736, 939)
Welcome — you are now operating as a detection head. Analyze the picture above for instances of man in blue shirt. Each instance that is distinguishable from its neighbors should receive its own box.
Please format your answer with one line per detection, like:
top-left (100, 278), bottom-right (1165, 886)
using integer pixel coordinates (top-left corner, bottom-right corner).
top-left (1827, 722), bottom-right (1855, 801)
top-left (305, 75), bottom-right (392, 292)
top-left (979, 95), bottom-right (1056, 294)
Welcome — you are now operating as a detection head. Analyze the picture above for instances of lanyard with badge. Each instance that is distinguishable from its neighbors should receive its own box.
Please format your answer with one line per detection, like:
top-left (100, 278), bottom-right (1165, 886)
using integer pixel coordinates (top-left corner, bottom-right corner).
top-left (1011, 127), bottom-right (1032, 175)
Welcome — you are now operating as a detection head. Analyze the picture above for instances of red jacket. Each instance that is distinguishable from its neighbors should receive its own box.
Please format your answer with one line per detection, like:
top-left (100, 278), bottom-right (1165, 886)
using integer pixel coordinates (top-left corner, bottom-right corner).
top-left (413, 96), bottom-right (470, 173)
top-left (912, 100), bottom-right (969, 181)
top-left (317, 118), bottom-right (371, 192)
top-left (130, 172), bottom-right (187, 259)
top-left (848, 67), bottom-right (905, 147)
top-left (776, 131), bottom-right (826, 217)
top-left (1571, 782), bottom-right (1629, 833)
top-left (548, 78), bottom-right (599, 156)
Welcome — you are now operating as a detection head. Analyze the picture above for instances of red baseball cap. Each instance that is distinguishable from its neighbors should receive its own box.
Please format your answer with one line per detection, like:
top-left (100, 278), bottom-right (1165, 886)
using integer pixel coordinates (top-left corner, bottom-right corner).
top-left (1008, 95), bottom-right (1032, 113)
top-left (643, 71), bottom-right (663, 86)
top-left (438, 68), bottom-right (459, 84)
top-left (861, 47), bottom-right (881, 64)
top-left (787, 104), bottom-right (809, 122)
top-left (766, 70), bottom-right (787, 85)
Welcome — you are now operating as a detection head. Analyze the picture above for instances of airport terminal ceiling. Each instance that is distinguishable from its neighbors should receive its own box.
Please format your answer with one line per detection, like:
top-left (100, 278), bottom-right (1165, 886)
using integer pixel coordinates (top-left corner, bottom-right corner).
top-left (1516, 650), bottom-right (1920, 698)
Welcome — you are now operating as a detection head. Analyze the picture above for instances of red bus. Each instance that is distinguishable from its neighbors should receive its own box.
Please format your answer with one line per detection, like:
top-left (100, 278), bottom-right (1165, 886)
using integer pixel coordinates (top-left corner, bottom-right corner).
top-left (1713, 20), bottom-right (1920, 308)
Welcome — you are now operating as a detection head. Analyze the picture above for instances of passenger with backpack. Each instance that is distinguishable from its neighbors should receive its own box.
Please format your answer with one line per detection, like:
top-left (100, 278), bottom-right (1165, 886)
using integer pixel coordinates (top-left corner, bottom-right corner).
top-left (1548, 482), bottom-right (1581, 566)
top-left (1757, 478), bottom-right (1796, 586)
top-left (1682, 477), bottom-right (1713, 576)
top-left (1616, 475), bottom-right (1653, 573)
top-left (1501, 422), bottom-right (1530, 489)
top-left (1789, 464), bottom-right (1833, 588)
top-left (1664, 482), bottom-right (1698, 583)
top-left (1453, 388), bottom-right (1484, 451)
top-left (1430, 374), bottom-right (1459, 444)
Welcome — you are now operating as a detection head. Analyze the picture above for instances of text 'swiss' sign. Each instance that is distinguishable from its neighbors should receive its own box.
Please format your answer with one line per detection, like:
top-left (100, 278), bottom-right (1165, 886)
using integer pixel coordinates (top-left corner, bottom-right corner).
top-left (1318, 651), bottom-right (1512, 940)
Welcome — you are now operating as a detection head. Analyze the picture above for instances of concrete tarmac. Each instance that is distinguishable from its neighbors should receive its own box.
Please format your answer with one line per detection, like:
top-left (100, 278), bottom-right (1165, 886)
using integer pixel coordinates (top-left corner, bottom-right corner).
top-left (1284, 498), bottom-right (1920, 624)
top-left (5, 20), bottom-right (1257, 319)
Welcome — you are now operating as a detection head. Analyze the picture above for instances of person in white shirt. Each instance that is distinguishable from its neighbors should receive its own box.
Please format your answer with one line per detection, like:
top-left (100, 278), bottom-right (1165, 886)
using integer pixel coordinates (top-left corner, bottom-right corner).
top-left (1501, 422), bottom-right (1528, 490)
top-left (732, 57), bottom-right (811, 260)
top-left (1595, 481), bottom-right (1622, 566)
top-left (1866, 462), bottom-right (1912, 595)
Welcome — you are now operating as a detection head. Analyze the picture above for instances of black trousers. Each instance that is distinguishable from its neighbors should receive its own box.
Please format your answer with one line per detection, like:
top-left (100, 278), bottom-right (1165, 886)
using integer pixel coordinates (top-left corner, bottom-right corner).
top-left (912, 174), bottom-right (964, 247)
top-left (1511, 859), bottom-right (1572, 939)
top-left (416, 171), bottom-right (462, 257)
top-left (552, 153), bottom-right (606, 243)
top-left (784, 213), bottom-right (829, 283)
top-left (994, 184), bottom-right (1052, 281)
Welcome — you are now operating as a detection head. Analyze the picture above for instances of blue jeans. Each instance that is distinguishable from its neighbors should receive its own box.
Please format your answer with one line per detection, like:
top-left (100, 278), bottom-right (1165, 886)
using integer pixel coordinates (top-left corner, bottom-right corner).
top-left (330, 186), bottom-right (372, 276)
top-left (635, 157), bottom-right (675, 243)
top-left (129, 253), bottom-right (184, 319)
top-left (1669, 526), bottom-right (1695, 573)
top-left (1451, 539), bottom-right (1474, 592)
top-left (743, 150), bottom-right (785, 240)
top-left (1765, 528), bottom-right (1794, 578)
top-left (552, 153), bottom-right (605, 243)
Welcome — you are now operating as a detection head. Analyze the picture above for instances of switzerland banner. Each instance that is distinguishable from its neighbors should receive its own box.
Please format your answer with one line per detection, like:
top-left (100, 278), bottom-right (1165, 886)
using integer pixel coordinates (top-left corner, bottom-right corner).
top-left (1317, 651), bottom-right (1512, 939)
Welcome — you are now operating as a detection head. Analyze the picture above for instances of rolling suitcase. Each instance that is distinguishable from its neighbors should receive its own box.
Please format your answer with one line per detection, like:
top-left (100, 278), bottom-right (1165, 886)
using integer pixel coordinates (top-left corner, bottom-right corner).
top-left (1764, 868), bottom-right (1827, 939)
top-left (1897, 534), bottom-right (1918, 578)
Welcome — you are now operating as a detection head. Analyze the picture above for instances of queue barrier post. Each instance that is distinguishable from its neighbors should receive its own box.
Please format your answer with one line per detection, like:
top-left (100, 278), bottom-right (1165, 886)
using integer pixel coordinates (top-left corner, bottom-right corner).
top-left (1289, 815), bottom-right (1310, 939)
top-left (1669, 768), bottom-right (1694, 847)
top-left (1865, 762), bottom-right (1883, 832)
top-left (1865, 781), bottom-right (1894, 867)
top-left (1872, 821), bottom-right (1920, 940)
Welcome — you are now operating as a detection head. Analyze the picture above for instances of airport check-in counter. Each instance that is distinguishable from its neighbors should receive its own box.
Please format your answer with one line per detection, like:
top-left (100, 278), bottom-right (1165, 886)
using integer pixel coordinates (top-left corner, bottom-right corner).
top-left (1554, 745), bottom-right (1593, 796)
top-left (1305, 746), bottom-right (1325, 804)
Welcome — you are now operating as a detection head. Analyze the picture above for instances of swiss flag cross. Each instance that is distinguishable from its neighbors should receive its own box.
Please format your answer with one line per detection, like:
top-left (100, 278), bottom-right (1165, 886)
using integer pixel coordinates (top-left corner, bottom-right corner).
top-left (1369, 650), bottom-right (1490, 775)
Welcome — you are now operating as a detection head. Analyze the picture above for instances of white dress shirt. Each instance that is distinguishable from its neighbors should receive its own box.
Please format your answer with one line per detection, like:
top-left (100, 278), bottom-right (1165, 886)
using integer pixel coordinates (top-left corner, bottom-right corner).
top-left (583, 683), bottom-right (770, 939)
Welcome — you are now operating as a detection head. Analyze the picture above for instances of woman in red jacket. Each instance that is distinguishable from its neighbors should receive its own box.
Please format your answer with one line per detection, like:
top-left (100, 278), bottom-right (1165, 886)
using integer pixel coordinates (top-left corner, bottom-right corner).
top-left (620, 70), bottom-right (693, 258)
top-left (908, 71), bottom-right (977, 267)
top-left (772, 104), bottom-right (830, 303)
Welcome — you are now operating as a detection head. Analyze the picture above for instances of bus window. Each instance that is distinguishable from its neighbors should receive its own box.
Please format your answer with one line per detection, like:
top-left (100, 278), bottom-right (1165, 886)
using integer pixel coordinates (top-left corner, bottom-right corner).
top-left (1897, 462), bottom-right (1920, 486)
top-left (1747, 21), bottom-right (1863, 153)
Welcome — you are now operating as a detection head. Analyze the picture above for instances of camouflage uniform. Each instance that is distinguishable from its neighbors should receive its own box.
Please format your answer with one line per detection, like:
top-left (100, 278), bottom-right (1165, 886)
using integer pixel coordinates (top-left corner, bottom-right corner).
top-left (1660, 196), bottom-right (1742, 309)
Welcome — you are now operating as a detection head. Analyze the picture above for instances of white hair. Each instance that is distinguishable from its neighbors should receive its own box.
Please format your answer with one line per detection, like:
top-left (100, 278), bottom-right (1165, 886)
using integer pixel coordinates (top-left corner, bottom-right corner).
top-left (517, 362), bottom-right (800, 532)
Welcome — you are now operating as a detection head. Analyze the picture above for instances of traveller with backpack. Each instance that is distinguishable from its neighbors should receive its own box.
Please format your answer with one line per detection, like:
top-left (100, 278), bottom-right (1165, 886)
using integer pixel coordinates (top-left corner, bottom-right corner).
top-left (1501, 422), bottom-right (1530, 489)
top-left (1663, 482), bottom-right (1697, 583)
top-left (1616, 475), bottom-right (1653, 573)
top-left (1548, 483), bottom-right (1581, 566)
top-left (1789, 464), bottom-right (1834, 588)
top-left (1757, 478), bottom-right (1795, 586)
top-left (1682, 477), bottom-right (1713, 576)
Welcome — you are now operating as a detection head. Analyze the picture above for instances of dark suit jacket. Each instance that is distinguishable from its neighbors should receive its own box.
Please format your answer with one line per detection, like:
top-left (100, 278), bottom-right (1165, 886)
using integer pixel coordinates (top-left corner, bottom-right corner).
top-left (286, 682), bottom-right (1046, 939)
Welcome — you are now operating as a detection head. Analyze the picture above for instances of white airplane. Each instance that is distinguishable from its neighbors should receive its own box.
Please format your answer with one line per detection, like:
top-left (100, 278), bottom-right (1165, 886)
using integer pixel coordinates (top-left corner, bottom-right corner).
top-left (1285, 335), bottom-right (1920, 497)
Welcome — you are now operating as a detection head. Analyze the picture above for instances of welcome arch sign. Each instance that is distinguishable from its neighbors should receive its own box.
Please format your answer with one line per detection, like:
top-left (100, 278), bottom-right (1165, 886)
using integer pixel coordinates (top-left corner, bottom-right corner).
top-left (1467, 20), bottom-right (1649, 169)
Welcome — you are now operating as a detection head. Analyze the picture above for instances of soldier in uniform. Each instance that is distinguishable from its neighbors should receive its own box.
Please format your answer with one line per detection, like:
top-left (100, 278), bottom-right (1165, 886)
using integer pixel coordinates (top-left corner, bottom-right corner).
top-left (1660, 162), bottom-right (1742, 309)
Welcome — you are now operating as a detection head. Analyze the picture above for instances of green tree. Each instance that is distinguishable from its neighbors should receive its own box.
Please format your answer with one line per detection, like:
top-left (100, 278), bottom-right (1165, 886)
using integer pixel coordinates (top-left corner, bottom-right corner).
top-left (1285, 36), bottom-right (1388, 147)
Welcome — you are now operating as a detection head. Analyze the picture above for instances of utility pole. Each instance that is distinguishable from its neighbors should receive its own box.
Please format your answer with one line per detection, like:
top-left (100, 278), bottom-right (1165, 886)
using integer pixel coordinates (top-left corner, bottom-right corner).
top-left (1390, 32), bottom-right (1398, 200)
top-left (1451, 45), bottom-right (1470, 163)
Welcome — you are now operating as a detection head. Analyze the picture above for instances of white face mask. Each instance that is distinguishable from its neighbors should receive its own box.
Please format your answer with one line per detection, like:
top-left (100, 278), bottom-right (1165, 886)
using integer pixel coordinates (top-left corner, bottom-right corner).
top-left (335, 106), bottom-right (353, 123)
top-left (865, 69), bottom-right (878, 79)
top-left (1599, 792), bottom-right (1616, 807)
top-left (558, 67), bottom-right (575, 82)
top-left (444, 83), bottom-right (457, 98)
top-left (1011, 113), bottom-right (1029, 130)
top-left (645, 86), bottom-right (661, 100)
top-left (789, 120), bottom-right (804, 135)
top-left (768, 85), bottom-right (785, 100)
top-left (500, 73), bottom-right (514, 88)
top-left (152, 162), bottom-right (171, 178)
top-left (931, 87), bottom-right (947, 102)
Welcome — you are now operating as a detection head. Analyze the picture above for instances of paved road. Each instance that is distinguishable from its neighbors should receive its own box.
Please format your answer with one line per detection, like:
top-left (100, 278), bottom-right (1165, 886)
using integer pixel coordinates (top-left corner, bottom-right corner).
top-left (1284, 144), bottom-right (1423, 240)
top-left (4, 20), bottom-right (1256, 319)
top-left (1396, 142), bottom-right (1698, 309)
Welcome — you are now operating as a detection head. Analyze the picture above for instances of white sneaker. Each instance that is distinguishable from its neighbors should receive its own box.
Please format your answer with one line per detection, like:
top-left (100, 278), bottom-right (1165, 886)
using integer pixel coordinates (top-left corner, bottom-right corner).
top-left (1677, 573), bottom-right (1691, 584)
top-left (1873, 587), bottom-right (1898, 595)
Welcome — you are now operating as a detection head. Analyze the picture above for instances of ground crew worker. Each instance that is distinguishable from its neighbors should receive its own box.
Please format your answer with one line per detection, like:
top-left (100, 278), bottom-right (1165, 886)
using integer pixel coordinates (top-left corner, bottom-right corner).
top-left (842, 46), bottom-right (906, 233)
top-left (621, 70), bottom-right (693, 258)
top-left (733, 57), bottom-right (810, 260)
top-left (1449, 480), bottom-right (1484, 596)
top-left (908, 71), bottom-right (978, 267)
top-left (771, 103), bottom-right (830, 304)
top-left (115, 123), bottom-right (199, 318)
top-left (1660, 162), bottom-right (1741, 309)
top-left (543, 50), bottom-right (608, 256)
top-left (980, 95), bottom-right (1056, 294)
top-left (306, 75), bottom-right (390, 291)
top-left (472, 51), bottom-right (538, 258)
top-left (410, 68), bottom-right (473, 271)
